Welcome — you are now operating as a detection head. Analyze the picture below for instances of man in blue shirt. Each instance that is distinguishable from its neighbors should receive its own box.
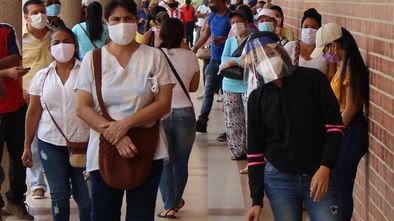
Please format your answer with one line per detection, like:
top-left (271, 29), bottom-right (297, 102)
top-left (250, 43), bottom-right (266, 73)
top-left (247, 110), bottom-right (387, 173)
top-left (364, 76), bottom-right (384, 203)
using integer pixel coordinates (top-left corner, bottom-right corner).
top-left (192, 0), bottom-right (231, 133)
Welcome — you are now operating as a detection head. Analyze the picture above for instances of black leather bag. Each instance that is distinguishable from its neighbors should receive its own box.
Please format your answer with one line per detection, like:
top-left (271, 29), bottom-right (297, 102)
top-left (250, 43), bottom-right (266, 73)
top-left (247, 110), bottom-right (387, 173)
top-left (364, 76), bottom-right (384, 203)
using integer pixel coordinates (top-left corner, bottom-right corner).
top-left (220, 37), bottom-right (249, 80)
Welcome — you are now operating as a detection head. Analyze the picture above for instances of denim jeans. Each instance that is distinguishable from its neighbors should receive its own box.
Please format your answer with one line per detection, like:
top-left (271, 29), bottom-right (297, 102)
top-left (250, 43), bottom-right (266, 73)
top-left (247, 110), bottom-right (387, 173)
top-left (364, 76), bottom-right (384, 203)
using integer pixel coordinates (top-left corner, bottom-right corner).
top-left (333, 112), bottom-right (368, 221)
top-left (38, 139), bottom-right (91, 221)
top-left (0, 105), bottom-right (28, 206)
top-left (160, 107), bottom-right (196, 210)
top-left (264, 162), bottom-right (341, 221)
top-left (198, 60), bottom-right (221, 125)
top-left (90, 160), bottom-right (163, 221)
top-left (27, 136), bottom-right (47, 192)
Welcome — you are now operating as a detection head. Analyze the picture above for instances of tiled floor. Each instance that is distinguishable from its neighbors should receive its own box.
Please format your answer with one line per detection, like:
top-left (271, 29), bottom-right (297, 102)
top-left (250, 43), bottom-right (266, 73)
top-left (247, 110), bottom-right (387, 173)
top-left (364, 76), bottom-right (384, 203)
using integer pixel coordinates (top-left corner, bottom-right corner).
top-left (1, 71), bottom-right (310, 221)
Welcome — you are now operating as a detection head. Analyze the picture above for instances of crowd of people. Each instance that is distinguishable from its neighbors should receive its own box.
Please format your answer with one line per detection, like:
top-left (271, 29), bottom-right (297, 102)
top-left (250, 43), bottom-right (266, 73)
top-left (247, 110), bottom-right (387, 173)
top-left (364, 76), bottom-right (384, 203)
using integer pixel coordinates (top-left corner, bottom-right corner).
top-left (0, 0), bottom-right (369, 220)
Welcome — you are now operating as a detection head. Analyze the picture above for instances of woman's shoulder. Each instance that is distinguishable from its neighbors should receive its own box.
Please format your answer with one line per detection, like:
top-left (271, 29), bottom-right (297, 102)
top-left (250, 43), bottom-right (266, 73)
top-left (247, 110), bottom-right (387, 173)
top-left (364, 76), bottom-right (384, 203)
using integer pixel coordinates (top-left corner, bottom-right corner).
top-left (284, 40), bottom-right (297, 52)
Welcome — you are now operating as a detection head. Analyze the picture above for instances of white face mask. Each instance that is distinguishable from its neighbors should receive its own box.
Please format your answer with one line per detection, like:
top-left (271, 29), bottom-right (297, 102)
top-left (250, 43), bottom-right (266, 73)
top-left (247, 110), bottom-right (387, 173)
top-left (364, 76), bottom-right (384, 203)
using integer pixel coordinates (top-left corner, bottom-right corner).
top-left (108, 23), bottom-right (137, 46)
top-left (301, 28), bottom-right (318, 45)
top-left (231, 0), bottom-right (237, 5)
top-left (51, 43), bottom-right (75, 63)
top-left (30, 13), bottom-right (47, 30)
top-left (231, 23), bottom-right (245, 36)
top-left (256, 56), bottom-right (284, 83)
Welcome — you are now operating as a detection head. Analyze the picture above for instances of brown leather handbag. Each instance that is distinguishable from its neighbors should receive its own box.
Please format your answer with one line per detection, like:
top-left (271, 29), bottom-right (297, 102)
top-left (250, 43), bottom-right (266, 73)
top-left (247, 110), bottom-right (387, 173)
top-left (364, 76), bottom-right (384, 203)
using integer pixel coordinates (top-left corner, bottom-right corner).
top-left (92, 48), bottom-right (160, 190)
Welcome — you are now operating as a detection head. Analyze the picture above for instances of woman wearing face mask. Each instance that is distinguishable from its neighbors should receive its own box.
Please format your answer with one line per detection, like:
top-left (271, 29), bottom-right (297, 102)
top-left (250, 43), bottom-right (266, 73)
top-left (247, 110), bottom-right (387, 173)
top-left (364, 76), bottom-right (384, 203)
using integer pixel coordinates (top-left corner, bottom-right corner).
top-left (75, 0), bottom-right (176, 220)
top-left (284, 8), bottom-right (336, 80)
top-left (218, 9), bottom-right (250, 162)
top-left (72, 1), bottom-right (109, 60)
top-left (21, 27), bottom-right (91, 221)
top-left (244, 34), bottom-right (343, 221)
top-left (45, 0), bottom-right (66, 29)
top-left (157, 18), bottom-right (200, 219)
top-left (311, 23), bottom-right (369, 221)
top-left (270, 5), bottom-right (294, 46)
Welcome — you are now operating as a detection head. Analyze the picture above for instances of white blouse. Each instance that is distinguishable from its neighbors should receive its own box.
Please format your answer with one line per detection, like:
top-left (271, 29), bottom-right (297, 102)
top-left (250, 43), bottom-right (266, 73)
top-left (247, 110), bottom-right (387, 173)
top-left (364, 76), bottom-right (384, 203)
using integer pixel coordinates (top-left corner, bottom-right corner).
top-left (75, 45), bottom-right (176, 172)
top-left (284, 40), bottom-right (328, 75)
top-left (29, 60), bottom-right (90, 146)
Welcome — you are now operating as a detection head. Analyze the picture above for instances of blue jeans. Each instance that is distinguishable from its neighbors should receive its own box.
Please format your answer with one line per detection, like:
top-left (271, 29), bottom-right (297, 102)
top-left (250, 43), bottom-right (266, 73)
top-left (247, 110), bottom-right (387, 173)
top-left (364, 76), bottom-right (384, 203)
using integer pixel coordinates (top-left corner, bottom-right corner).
top-left (264, 162), bottom-right (341, 221)
top-left (160, 107), bottom-right (196, 210)
top-left (198, 60), bottom-right (220, 125)
top-left (38, 139), bottom-right (91, 221)
top-left (27, 136), bottom-right (47, 192)
top-left (333, 112), bottom-right (368, 221)
top-left (90, 160), bottom-right (163, 221)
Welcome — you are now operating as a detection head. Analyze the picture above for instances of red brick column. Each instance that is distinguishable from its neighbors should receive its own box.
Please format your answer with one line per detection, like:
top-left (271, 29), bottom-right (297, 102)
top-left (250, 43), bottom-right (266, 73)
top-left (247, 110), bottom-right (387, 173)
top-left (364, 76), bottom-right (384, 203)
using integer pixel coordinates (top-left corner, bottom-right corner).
top-left (273, 0), bottom-right (394, 220)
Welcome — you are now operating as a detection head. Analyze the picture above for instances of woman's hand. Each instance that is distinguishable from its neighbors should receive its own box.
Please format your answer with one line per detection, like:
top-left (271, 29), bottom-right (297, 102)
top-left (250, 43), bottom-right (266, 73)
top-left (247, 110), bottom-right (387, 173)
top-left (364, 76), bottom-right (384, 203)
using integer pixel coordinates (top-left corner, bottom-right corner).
top-left (115, 136), bottom-right (138, 159)
top-left (21, 147), bottom-right (33, 168)
top-left (245, 206), bottom-right (262, 221)
top-left (219, 60), bottom-right (238, 72)
top-left (310, 165), bottom-right (330, 202)
top-left (100, 119), bottom-right (131, 145)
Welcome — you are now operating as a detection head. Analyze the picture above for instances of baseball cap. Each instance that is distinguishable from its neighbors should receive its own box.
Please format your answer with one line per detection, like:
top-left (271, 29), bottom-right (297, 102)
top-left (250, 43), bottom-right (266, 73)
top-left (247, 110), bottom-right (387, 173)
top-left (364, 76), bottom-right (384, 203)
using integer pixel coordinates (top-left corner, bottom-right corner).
top-left (257, 8), bottom-right (275, 20)
top-left (311, 23), bottom-right (343, 58)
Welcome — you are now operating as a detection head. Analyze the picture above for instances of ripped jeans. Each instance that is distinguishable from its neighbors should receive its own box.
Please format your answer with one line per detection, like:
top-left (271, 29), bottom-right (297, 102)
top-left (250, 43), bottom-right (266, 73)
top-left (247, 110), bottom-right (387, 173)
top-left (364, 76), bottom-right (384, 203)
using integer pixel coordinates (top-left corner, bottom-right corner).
top-left (38, 139), bottom-right (91, 221)
top-left (264, 162), bottom-right (341, 221)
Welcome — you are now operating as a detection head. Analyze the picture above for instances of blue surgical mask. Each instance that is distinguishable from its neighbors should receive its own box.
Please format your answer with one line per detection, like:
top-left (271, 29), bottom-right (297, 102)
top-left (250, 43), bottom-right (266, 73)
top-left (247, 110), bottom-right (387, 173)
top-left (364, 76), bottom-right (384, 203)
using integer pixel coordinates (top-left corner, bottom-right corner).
top-left (46, 4), bottom-right (61, 17)
top-left (258, 22), bottom-right (274, 32)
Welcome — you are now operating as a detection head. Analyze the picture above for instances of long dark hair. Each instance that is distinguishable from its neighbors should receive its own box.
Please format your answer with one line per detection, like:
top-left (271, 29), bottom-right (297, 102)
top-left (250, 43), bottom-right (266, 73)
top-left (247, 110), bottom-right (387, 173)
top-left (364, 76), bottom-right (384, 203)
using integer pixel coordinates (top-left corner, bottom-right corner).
top-left (270, 5), bottom-right (284, 27)
top-left (160, 18), bottom-right (184, 49)
top-left (86, 2), bottom-right (103, 41)
top-left (336, 27), bottom-right (369, 104)
top-left (186, 0), bottom-right (191, 10)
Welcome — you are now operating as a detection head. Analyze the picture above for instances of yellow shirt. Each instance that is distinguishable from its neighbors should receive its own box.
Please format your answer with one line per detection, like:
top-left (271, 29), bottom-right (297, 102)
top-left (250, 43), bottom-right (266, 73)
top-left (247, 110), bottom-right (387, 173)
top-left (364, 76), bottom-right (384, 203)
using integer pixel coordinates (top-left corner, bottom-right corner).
top-left (22, 25), bottom-right (53, 91)
top-left (330, 68), bottom-right (350, 111)
top-left (282, 27), bottom-right (295, 41)
top-left (135, 32), bottom-right (143, 44)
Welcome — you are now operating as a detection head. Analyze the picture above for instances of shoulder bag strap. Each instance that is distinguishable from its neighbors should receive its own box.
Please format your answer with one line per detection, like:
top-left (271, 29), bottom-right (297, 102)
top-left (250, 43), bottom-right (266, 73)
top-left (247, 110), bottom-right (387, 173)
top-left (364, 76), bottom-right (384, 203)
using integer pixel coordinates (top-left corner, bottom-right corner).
top-left (92, 48), bottom-right (113, 121)
top-left (159, 48), bottom-right (192, 103)
top-left (294, 40), bottom-right (301, 66)
top-left (41, 70), bottom-right (70, 143)
top-left (79, 23), bottom-right (98, 49)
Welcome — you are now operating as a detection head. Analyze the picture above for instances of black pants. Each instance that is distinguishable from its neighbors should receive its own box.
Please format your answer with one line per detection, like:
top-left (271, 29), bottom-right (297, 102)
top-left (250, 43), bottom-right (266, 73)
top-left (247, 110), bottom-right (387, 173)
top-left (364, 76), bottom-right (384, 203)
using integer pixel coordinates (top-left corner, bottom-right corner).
top-left (184, 21), bottom-right (195, 48)
top-left (0, 104), bottom-right (28, 207)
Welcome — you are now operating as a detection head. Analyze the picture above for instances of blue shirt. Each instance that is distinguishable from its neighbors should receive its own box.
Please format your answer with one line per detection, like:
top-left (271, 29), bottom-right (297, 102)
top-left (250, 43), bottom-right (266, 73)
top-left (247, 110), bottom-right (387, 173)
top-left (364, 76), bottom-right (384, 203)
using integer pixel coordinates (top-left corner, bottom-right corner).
top-left (221, 36), bottom-right (247, 93)
top-left (208, 10), bottom-right (231, 61)
top-left (72, 22), bottom-right (109, 60)
top-left (137, 9), bottom-right (148, 34)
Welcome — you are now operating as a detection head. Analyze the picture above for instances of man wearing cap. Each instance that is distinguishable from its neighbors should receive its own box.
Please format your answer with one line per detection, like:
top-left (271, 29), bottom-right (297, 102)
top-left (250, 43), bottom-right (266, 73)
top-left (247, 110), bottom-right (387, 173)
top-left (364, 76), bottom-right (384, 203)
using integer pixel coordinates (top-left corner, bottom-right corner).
top-left (192, 0), bottom-right (231, 133)
top-left (244, 33), bottom-right (343, 221)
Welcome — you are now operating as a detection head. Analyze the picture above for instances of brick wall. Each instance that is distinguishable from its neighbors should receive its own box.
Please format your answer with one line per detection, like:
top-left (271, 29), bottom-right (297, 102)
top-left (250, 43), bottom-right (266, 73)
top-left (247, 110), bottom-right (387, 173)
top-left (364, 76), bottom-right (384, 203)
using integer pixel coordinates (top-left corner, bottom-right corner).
top-left (272, 0), bottom-right (394, 220)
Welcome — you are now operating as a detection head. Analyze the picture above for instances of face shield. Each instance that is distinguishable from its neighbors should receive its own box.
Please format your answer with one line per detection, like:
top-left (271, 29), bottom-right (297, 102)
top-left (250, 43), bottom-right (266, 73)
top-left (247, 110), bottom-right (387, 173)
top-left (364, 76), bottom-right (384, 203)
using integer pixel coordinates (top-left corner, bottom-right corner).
top-left (243, 35), bottom-right (295, 84)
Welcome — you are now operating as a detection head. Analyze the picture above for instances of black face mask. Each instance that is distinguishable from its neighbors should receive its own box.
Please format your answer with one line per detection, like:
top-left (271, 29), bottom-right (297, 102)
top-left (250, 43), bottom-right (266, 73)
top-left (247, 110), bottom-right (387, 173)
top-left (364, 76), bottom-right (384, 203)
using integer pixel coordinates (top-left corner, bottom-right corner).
top-left (168, 2), bottom-right (178, 8)
top-left (209, 6), bottom-right (219, 13)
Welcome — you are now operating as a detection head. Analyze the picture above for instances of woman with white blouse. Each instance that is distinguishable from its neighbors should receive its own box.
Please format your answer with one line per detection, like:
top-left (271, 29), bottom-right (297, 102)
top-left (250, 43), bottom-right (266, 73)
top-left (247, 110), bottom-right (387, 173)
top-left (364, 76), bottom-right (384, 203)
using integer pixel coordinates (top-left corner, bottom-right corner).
top-left (284, 8), bottom-right (336, 80)
top-left (22, 27), bottom-right (91, 221)
top-left (75, 0), bottom-right (175, 220)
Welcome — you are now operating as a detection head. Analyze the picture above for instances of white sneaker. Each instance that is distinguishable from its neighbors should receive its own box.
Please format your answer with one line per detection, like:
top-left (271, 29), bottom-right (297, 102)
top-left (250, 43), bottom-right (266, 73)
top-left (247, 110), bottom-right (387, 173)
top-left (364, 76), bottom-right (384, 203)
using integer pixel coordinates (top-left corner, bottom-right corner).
top-left (216, 95), bottom-right (224, 102)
